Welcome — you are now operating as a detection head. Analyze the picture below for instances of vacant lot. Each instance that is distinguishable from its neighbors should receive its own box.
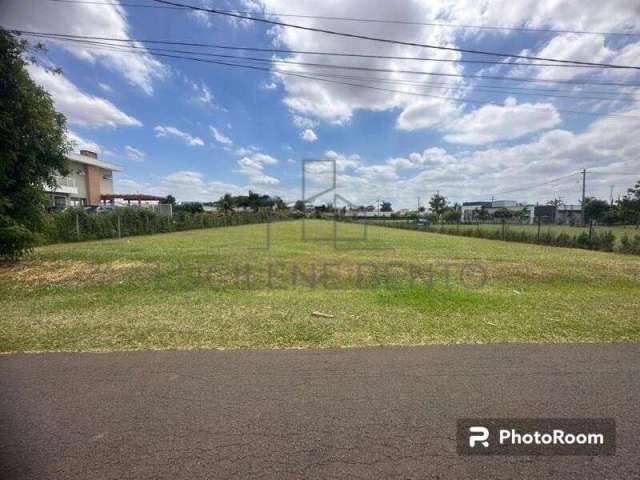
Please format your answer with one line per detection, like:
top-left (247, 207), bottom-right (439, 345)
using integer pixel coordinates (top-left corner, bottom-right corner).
top-left (1, 220), bottom-right (639, 352)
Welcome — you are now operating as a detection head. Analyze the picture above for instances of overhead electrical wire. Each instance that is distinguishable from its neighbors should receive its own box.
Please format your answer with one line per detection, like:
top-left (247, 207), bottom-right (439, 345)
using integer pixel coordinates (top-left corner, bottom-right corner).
top-left (18, 32), bottom-right (640, 99)
top-left (14, 30), bottom-right (640, 88)
top-left (49, 0), bottom-right (640, 38)
top-left (492, 172), bottom-right (581, 196)
top-left (16, 33), bottom-right (640, 120)
top-left (150, 0), bottom-right (640, 70)
top-left (10, 29), bottom-right (618, 69)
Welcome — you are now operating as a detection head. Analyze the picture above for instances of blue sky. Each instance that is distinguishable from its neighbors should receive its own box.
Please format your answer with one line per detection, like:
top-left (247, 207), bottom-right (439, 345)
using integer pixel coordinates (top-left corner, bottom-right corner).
top-left (2, 0), bottom-right (640, 207)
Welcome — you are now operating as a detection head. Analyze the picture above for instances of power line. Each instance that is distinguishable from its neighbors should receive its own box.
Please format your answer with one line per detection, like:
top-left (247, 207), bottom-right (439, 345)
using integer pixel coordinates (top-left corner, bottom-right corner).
top-left (25, 31), bottom-right (639, 102)
top-left (10, 29), bottom-right (621, 69)
top-left (14, 31), bottom-right (640, 88)
top-left (17, 30), bottom-right (640, 98)
top-left (151, 0), bottom-right (640, 70)
top-left (21, 35), bottom-right (640, 120)
top-left (49, 0), bottom-right (640, 38)
top-left (492, 172), bottom-right (580, 196)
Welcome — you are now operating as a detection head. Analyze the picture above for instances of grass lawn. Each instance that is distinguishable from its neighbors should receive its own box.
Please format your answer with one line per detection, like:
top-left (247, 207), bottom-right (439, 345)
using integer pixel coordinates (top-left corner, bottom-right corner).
top-left (1, 219), bottom-right (639, 352)
top-left (375, 220), bottom-right (640, 245)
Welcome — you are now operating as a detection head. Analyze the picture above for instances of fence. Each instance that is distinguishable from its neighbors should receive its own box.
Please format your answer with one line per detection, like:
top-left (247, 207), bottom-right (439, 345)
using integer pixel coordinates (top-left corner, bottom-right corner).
top-left (40, 208), bottom-right (292, 245)
top-left (339, 218), bottom-right (640, 255)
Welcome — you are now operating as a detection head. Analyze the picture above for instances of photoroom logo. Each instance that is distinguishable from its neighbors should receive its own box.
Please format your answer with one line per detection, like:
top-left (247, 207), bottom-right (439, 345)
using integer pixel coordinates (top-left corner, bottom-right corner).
top-left (457, 418), bottom-right (615, 456)
top-left (468, 426), bottom-right (490, 448)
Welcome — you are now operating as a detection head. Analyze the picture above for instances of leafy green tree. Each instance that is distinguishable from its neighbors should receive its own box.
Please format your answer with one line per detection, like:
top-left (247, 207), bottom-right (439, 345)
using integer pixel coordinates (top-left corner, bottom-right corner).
top-left (294, 200), bottom-right (306, 212)
top-left (380, 201), bottom-right (392, 212)
top-left (174, 202), bottom-right (204, 214)
top-left (161, 195), bottom-right (176, 205)
top-left (583, 197), bottom-right (610, 223)
top-left (617, 180), bottom-right (640, 226)
top-left (0, 29), bottom-right (70, 259)
top-left (428, 193), bottom-right (447, 219)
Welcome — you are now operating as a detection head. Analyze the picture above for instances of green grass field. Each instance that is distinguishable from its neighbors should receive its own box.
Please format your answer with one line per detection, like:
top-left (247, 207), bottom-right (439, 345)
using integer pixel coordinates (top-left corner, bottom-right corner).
top-left (374, 220), bottom-right (640, 245)
top-left (1, 220), bottom-right (639, 352)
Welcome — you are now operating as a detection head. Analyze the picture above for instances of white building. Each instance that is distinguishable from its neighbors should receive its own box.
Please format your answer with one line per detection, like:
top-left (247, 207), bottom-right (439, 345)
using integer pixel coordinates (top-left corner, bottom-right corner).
top-left (46, 150), bottom-right (122, 209)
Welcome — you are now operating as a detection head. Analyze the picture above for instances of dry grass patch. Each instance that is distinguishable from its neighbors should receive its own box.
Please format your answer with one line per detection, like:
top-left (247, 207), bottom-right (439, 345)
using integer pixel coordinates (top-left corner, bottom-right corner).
top-left (0, 260), bottom-right (151, 285)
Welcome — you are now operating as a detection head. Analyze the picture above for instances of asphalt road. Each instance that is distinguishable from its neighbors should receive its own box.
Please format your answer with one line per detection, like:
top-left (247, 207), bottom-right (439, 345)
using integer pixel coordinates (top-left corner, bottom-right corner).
top-left (1, 343), bottom-right (638, 479)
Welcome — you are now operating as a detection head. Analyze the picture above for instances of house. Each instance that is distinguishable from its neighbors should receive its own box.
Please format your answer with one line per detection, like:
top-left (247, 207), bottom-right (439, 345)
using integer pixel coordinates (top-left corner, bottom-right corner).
top-left (461, 200), bottom-right (535, 224)
top-left (46, 150), bottom-right (122, 209)
top-left (534, 204), bottom-right (582, 224)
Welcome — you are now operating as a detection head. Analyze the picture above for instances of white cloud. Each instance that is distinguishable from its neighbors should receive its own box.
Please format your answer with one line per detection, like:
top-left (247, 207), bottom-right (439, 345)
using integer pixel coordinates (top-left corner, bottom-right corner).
top-left (191, 81), bottom-right (214, 104)
top-left (66, 130), bottom-right (101, 153)
top-left (260, 81), bottom-right (278, 90)
top-left (27, 65), bottom-right (141, 128)
top-left (210, 126), bottom-right (233, 146)
top-left (2, 0), bottom-right (167, 94)
top-left (396, 98), bottom-right (461, 131)
top-left (292, 114), bottom-right (318, 129)
top-left (300, 128), bottom-right (318, 142)
top-left (124, 145), bottom-right (146, 162)
top-left (235, 152), bottom-right (280, 185)
top-left (443, 97), bottom-right (561, 145)
top-left (154, 126), bottom-right (204, 147)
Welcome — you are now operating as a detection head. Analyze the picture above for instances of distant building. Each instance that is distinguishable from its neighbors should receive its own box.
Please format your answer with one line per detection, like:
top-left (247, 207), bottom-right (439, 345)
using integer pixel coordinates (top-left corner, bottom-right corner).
top-left (534, 204), bottom-right (582, 224)
top-left (461, 200), bottom-right (535, 224)
top-left (46, 150), bottom-right (122, 209)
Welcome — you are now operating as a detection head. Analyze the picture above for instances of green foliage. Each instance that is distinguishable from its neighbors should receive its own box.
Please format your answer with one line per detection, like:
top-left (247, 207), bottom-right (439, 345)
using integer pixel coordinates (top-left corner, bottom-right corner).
top-left (619, 233), bottom-right (640, 255)
top-left (174, 202), bottom-right (204, 214)
top-left (0, 29), bottom-right (70, 259)
top-left (428, 193), bottom-right (447, 217)
top-left (380, 201), bottom-right (392, 212)
top-left (0, 215), bottom-right (35, 259)
top-left (40, 208), bottom-right (293, 244)
top-left (343, 218), bottom-right (633, 254)
top-left (583, 198), bottom-right (611, 223)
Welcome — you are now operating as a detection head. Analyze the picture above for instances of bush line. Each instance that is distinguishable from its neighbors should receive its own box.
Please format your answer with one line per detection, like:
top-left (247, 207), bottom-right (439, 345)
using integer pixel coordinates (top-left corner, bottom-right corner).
top-left (39, 208), bottom-right (291, 245)
top-left (340, 219), bottom-right (640, 255)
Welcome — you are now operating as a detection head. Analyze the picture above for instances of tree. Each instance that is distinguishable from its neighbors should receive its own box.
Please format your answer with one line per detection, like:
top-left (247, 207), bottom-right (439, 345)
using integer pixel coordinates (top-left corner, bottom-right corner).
top-left (174, 202), bottom-right (204, 214)
top-left (1, 30), bottom-right (70, 259)
top-left (161, 195), bottom-right (176, 205)
top-left (294, 200), bottom-right (306, 212)
top-left (547, 198), bottom-right (564, 207)
top-left (428, 193), bottom-right (447, 219)
top-left (380, 201), bottom-right (392, 212)
top-left (219, 193), bottom-right (234, 214)
top-left (617, 180), bottom-right (640, 226)
top-left (583, 197), bottom-right (610, 223)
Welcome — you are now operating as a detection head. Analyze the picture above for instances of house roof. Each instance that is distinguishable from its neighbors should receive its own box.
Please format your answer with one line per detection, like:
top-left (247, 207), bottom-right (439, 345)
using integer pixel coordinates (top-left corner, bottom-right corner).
top-left (67, 152), bottom-right (123, 172)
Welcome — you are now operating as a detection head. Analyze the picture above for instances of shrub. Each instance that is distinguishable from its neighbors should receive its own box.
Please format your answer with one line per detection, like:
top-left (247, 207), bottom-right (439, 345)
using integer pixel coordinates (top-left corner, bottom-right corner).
top-left (0, 215), bottom-right (35, 260)
top-left (618, 234), bottom-right (640, 255)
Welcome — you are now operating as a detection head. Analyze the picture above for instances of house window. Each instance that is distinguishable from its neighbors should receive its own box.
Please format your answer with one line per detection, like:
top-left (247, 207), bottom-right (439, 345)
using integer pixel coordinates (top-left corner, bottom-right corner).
top-left (102, 174), bottom-right (112, 181)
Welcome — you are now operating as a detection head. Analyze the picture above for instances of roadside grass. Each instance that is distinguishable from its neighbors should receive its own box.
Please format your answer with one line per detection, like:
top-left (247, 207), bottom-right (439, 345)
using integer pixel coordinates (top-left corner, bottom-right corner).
top-left (1, 220), bottom-right (639, 352)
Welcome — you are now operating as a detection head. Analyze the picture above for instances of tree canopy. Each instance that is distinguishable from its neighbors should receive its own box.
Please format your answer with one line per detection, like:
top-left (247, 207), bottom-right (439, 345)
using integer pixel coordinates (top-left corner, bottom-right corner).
top-left (0, 29), bottom-right (70, 259)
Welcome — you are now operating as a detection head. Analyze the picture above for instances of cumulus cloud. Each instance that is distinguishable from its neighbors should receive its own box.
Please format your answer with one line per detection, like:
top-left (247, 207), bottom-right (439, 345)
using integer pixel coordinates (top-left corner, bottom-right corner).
top-left (124, 145), bottom-right (146, 161)
top-left (2, 0), bottom-right (167, 94)
top-left (154, 126), bottom-right (204, 146)
top-left (443, 97), bottom-right (561, 144)
top-left (66, 130), bottom-right (101, 153)
top-left (235, 152), bottom-right (280, 185)
top-left (300, 128), bottom-right (318, 142)
top-left (27, 65), bottom-right (141, 128)
top-left (210, 126), bottom-right (233, 146)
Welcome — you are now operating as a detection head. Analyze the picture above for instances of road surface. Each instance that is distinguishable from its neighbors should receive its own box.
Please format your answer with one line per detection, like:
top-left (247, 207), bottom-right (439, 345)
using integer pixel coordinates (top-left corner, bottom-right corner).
top-left (1, 343), bottom-right (638, 479)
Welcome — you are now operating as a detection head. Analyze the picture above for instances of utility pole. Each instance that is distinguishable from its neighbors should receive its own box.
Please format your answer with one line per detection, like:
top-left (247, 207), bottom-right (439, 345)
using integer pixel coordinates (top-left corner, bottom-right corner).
top-left (417, 197), bottom-right (421, 215)
top-left (581, 168), bottom-right (587, 226)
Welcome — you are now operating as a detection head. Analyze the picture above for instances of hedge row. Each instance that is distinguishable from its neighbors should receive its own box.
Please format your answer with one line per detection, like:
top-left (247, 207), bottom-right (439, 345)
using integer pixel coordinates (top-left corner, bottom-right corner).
top-left (341, 219), bottom-right (640, 255)
top-left (40, 208), bottom-right (291, 244)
